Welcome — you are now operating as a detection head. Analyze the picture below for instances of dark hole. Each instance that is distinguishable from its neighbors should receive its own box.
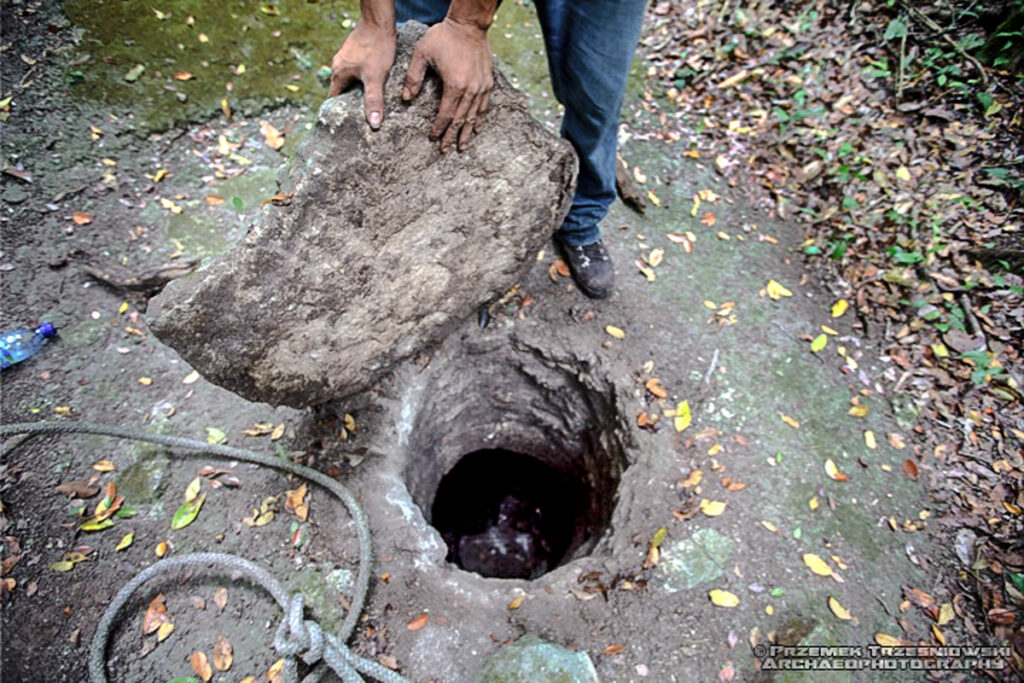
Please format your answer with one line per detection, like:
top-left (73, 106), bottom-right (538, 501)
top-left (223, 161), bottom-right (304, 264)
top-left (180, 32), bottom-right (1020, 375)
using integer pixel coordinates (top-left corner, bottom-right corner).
top-left (431, 449), bottom-right (587, 580)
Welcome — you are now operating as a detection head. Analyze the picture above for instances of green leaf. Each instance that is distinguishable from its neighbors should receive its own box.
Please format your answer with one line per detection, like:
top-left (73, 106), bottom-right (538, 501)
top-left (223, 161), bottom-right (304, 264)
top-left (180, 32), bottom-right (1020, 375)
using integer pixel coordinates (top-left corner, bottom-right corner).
top-left (770, 587), bottom-right (785, 597)
top-left (80, 518), bottom-right (115, 532)
top-left (232, 196), bottom-right (243, 212)
top-left (171, 494), bottom-right (205, 530)
top-left (810, 334), bottom-right (828, 353)
top-left (49, 560), bottom-right (77, 572)
top-left (651, 526), bottom-right (668, 549)
top-left (116, 532), bottom-right (134, 551)
top-left (961, 350), bottom-right (991, 364)
top-left (206, 427), bottom-right (227, 445)
top-left (124, 64), bottom-right (145, 82)
top-left (115, 506), bottom-right (138, 519)
top-left (883, 18), bottom-right (906, 41)
top-left (1009, 572), bottom-right (1024, 594)
top-left (184, 476), bottom-right (201, 503)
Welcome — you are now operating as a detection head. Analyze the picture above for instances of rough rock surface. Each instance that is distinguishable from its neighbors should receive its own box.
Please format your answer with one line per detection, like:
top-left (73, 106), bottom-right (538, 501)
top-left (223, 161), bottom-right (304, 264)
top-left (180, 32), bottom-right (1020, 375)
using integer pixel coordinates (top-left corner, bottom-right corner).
top-left (149, 22), bottom-right (577, 407)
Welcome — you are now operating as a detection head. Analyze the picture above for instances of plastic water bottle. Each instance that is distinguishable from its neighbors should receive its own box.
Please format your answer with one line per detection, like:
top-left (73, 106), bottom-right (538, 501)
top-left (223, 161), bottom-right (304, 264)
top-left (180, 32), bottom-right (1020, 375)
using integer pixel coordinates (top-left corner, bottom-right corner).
top-left (0, 322), bottom-right (57, 370)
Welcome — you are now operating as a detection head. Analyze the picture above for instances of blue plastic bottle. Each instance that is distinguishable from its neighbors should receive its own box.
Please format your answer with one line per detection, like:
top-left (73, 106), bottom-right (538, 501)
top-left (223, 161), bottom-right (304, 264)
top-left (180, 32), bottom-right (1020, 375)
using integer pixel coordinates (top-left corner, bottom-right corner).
top-left (0, 322), bottom-right (57, 370)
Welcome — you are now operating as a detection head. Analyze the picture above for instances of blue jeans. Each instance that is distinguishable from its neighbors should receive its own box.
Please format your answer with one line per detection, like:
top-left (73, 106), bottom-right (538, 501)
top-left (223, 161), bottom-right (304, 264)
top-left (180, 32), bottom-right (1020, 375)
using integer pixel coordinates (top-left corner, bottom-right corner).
top-left (397, 0), bottom-right (646, 247)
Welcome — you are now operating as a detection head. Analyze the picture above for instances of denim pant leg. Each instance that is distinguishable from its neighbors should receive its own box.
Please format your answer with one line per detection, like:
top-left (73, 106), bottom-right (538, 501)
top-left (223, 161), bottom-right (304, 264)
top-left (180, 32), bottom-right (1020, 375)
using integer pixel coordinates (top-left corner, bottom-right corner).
top-left (533, 0), bottom-right (646, 246)
top-left (396, 0), bottom-right (449, 25)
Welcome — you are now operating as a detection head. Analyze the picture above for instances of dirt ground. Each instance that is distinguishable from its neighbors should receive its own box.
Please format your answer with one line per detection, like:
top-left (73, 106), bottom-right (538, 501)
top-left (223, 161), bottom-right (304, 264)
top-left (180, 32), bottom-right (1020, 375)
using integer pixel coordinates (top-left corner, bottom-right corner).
top-left (1, 1), bottom-right (1020, 682)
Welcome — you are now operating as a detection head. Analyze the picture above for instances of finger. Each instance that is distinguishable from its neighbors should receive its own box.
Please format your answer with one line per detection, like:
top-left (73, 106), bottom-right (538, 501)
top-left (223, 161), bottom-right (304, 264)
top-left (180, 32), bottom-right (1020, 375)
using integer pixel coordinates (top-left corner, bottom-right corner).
top-left (474, 90), bottom-right (491, 132)
top-left (362, 73), bottom-right (385, 129)
top-left (402, 49), bottom-right (428, 101)
top-left (431, 86), bottom-right (462, 144)
top-left (458, 94), bottom-right (482, 151)
top-left (439, 90), bottom-right (473, 153)
top-left (328, 67), bottom-right (356, 98)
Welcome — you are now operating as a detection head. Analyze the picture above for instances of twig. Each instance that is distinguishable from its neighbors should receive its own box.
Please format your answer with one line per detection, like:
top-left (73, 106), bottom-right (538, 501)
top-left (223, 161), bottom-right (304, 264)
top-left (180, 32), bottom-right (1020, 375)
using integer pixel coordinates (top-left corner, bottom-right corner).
top-left (896, 21), bottom-right (908, 103)
top-left (897, 0), bottom-right (989, 85)
top-left (704, 348), bottom-right (720, 385)
top-left (958, 293), bottom-right (988, 350)
top-left (716, 0), bottom-right (731, 25)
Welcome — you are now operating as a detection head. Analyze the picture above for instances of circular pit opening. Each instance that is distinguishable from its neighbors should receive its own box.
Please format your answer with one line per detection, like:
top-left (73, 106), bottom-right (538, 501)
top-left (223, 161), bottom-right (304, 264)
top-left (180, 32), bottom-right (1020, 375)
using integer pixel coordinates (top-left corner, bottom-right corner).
top-left (401, 346), bottom-right (630, 581)
top-left (432, 448), bottom-right (588, 579)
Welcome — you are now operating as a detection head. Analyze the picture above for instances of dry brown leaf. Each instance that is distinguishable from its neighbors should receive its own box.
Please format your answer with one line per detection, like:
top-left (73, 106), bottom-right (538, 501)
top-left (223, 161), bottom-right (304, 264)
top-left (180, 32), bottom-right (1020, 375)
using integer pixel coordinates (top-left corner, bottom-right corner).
top-left (213, 586), bottom-right (228, 611)
top-left (824, 458), bottom-right (849, 482)
top-left (156, 621), bottom-right (174, 642)
top-left (710, 589), bottom-right (740, 607)
top-left (644, 378), bottom-right (668, 398)
top-left (679, 470), bottom-right (703, 488)
top-left (902, 459), bottom-right (919, 479)
top-left (190, 651), bottom-right (213, 682)
top-left (56, 480), bottom-right (100, 498)
top-left (142, 593), bottom-right (169, 634)
top-left (406, 613), bottom-right (428, 631)
top-left (285, 483), bottom-right (309, 521)
top-left (601, 643), bottom-right (625, 655)
top-left (213, 634), bottom-right (233, 671)
top-left (828, 596), bottom-right (855, 621)
top-left (874, 633), bottom-right (905, 647)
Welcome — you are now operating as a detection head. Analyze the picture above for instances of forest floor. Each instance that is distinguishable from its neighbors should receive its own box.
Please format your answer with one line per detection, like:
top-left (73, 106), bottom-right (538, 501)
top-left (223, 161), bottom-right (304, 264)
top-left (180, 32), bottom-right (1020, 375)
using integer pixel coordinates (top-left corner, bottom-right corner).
top-left (0, 0), bottom-right (1021, 680)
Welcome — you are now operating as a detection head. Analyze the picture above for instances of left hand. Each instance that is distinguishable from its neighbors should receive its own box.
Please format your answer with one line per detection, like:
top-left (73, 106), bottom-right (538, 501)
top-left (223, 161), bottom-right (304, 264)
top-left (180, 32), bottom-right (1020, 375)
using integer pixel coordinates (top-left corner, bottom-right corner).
top-left (401, 18), bottom-right (494, 153)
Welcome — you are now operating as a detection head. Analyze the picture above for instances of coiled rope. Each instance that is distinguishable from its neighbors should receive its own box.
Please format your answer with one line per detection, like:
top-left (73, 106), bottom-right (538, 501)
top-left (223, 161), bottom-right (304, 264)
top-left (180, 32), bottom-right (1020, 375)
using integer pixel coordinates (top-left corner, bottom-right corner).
top-left (0, 421), bottom-right (412, 683)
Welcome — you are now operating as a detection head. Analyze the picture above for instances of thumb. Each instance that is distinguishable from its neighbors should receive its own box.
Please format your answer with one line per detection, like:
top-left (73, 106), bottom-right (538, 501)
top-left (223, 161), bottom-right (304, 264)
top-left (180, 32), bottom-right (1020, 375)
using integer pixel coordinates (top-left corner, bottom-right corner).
top-left (363, 75), bottom-right (385, 130)
top-left (402, 49), bottom-right (428, 101)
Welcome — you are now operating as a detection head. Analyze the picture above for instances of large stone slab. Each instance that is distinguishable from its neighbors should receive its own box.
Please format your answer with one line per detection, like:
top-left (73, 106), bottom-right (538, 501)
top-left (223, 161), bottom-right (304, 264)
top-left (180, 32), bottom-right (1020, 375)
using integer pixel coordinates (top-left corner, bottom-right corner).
top-left (149, 22), bottom-right (577, 407)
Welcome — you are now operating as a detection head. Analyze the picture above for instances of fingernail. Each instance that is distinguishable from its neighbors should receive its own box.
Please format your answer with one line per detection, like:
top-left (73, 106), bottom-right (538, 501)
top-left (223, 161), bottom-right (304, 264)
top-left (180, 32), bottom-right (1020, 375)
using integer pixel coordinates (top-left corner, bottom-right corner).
top-left (368, 111), bottom-right (381, 129)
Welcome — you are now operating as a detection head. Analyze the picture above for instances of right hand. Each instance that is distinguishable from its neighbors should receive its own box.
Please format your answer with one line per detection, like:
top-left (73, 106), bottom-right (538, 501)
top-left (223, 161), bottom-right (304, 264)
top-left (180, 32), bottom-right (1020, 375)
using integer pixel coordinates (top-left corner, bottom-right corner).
top-left (328, 21), bottom-right (398, 129)
top-left (402, 18), bottom-right (494, 153)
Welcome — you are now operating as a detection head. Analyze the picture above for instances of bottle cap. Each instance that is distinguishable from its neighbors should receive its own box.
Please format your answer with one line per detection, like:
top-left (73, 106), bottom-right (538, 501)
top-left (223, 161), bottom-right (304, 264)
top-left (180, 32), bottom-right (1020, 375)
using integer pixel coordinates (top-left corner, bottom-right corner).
top-left (36, 322), bottom-right (57, 338)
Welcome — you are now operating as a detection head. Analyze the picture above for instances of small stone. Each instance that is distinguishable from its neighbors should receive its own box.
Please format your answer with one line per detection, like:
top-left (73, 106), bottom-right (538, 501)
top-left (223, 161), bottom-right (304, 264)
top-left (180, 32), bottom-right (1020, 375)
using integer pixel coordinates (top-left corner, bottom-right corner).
top-left (658, 528), bottom-right (737, 593)
top-left (116, 445), bottom-right (171, 504)
top-left (1, 186), bottom-right (29, 204)
top-left (471, 635), bottom-right (598, 683)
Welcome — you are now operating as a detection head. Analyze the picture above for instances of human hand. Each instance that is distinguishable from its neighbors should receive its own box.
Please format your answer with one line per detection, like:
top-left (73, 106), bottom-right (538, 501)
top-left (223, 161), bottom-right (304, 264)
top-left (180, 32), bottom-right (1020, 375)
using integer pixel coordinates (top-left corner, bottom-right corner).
top-left (328, 21), bottom-right (398, 129)
top-left (402, 18), bottom-right (494, 152)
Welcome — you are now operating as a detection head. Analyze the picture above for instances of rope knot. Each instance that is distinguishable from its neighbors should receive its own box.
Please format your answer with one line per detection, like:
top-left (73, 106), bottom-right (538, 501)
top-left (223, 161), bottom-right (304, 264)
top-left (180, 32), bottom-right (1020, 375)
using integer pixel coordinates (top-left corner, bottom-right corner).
top-left (274, 594), bottom-right (325, 666)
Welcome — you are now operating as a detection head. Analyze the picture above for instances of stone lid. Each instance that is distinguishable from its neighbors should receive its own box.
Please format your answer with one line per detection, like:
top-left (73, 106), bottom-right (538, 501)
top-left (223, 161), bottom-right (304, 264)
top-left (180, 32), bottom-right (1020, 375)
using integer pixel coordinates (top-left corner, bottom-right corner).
top-left (149, 22), bottom-right (577, 407)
